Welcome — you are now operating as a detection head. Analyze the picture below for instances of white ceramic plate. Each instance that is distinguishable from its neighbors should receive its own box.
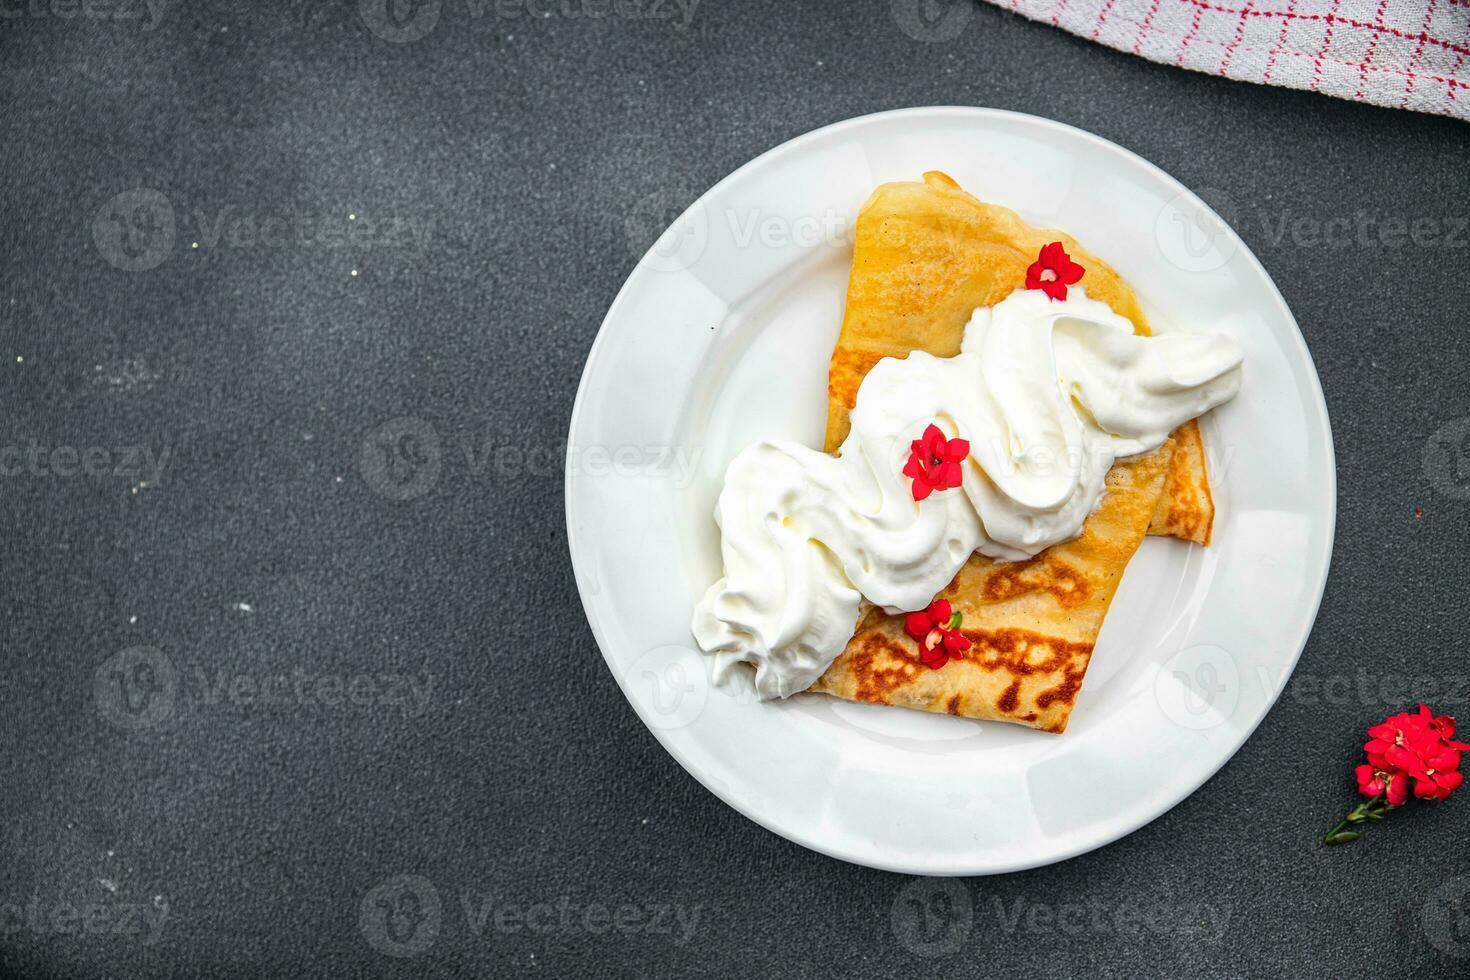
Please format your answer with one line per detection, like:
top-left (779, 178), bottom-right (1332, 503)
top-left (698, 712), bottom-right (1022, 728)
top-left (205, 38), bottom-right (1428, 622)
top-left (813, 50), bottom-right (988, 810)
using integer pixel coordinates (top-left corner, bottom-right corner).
top-left (566, 107), bottom-right (1334, 875)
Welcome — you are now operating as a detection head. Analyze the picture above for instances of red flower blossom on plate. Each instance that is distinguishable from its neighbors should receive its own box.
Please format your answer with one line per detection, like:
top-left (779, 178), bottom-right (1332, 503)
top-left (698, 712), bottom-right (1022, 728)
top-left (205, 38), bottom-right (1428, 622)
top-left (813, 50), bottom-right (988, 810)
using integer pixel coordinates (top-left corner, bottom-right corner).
top-left (903, 598), bottom-right (971, 670)
top-left (903, 424), bottom-right (969, 502)
top-left (1025, 241), bottom-right (1085, 301)
top-left (1326, 704), bottom-right (1469, 844)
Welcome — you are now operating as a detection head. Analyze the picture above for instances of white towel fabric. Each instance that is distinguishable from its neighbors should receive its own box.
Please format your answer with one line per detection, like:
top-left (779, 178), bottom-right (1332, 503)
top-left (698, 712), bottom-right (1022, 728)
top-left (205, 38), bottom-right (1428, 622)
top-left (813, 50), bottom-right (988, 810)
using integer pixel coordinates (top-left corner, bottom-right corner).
top-left (984, 0), bottom-right (1470, 120)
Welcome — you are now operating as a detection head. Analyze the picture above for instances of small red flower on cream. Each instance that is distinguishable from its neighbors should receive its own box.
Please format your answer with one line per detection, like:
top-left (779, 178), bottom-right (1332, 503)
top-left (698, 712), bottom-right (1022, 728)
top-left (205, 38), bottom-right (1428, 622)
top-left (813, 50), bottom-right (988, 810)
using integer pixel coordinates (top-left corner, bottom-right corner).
top-left (1025, 241), bottom-right (1085, 301)
top-left (903, 424), bottom-right (969, 502)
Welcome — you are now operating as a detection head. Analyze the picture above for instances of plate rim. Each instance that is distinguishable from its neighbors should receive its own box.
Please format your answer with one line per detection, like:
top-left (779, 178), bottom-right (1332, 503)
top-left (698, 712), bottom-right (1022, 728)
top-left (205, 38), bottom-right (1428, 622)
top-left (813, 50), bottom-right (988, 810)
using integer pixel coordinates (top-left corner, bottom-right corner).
top-left (565, 105), bottom-right (1338, 875)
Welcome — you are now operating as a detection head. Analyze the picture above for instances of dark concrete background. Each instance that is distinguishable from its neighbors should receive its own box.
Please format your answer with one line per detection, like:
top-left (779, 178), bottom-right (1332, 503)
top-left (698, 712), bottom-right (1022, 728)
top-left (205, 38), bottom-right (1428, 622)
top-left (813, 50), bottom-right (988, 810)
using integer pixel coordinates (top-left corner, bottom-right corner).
top-left (2, 0), bottom-right (1468, 977)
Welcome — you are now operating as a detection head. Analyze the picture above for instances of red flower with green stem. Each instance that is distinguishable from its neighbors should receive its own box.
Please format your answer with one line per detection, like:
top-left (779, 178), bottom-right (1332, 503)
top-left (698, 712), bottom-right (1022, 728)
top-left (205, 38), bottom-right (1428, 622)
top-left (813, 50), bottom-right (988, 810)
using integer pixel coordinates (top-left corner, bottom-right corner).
top-left (1325, 704), bottom-right (1469, 845)
top-left (904, 598), bottom-right (971, 670)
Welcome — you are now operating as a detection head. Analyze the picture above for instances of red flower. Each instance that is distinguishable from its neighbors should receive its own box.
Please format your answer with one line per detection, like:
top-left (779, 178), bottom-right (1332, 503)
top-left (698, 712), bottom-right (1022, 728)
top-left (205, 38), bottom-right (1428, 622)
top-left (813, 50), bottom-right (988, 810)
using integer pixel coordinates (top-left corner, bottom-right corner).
top-left (1354, 764), bottom-right (1387, 799)
top-left (903, 424), bottom-right (969, 502)
top-left (903, 598), bottom-right (971, 670)
top-left (1361, 704), bottom-right (1469, 804)
top-left (1025, 241), bottom-right (1085, 301)
top-left (1328, 704), bottom-right (1469, 844)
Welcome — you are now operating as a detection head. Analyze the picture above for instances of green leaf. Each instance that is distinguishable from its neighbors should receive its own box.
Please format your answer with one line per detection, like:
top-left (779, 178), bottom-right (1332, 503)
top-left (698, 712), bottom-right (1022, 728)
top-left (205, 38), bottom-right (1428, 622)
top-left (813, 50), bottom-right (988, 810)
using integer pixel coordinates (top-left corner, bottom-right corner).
top-left (1324, 830), bottom-right (1361, 845)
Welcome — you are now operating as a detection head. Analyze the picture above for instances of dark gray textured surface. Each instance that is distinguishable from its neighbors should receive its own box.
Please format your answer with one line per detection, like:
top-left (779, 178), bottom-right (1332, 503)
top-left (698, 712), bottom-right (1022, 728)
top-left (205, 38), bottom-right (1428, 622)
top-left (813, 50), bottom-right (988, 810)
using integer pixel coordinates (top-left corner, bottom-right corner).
top-left (2, 0), bottom-right (1468, 977)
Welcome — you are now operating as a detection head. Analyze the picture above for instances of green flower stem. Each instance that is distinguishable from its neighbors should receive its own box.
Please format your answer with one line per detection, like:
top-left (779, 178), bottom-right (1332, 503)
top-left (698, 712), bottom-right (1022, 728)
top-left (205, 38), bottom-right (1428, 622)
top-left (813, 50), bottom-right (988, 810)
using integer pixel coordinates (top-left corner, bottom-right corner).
top-left (1324, 794), bottom-right (1393, 845)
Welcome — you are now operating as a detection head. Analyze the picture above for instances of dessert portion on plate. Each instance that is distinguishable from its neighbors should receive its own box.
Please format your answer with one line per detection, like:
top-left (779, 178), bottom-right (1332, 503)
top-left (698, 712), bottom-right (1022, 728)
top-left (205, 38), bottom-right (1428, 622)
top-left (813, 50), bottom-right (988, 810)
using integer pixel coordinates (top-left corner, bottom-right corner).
top-left (692, 172), bottom-right (1244, 733)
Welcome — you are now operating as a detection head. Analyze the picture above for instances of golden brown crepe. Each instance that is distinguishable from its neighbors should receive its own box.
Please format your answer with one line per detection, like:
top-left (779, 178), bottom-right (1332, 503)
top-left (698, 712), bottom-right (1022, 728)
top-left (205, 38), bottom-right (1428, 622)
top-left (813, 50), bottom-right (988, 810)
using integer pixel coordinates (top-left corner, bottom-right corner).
top-left (822, 171), bottom-right (1217, 545)
top-left (1149, 418), bottom-right (1216, 546)
top-left (808, 171), bottom-right (1218, 732)
top-left (809, 440), bottom-right (1174, 733)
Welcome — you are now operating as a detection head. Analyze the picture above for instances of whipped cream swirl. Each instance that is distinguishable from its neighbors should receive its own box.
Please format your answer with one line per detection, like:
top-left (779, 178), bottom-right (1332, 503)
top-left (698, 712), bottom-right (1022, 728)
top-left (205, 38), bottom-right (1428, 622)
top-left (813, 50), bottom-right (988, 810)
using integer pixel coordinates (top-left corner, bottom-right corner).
top-left (692, 288), bottom-right (1244, 699)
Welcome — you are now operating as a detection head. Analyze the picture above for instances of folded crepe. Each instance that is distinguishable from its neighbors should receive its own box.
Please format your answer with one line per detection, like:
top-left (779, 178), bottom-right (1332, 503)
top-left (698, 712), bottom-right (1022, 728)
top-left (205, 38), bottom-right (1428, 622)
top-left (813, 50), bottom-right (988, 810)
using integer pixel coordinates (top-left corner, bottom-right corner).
top-left (810, 439), bottom-right (1174, 733)
top-left (808, 172), bottom-right (1218, 732)
top-left (823, 171), bottom-right (1216, 544)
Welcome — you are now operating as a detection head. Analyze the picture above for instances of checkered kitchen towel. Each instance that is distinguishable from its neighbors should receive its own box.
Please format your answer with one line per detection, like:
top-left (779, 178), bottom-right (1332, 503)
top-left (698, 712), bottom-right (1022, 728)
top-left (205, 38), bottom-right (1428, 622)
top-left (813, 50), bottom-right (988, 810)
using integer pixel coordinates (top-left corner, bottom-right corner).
top-left (990, 0), bottom-right (1470, 120)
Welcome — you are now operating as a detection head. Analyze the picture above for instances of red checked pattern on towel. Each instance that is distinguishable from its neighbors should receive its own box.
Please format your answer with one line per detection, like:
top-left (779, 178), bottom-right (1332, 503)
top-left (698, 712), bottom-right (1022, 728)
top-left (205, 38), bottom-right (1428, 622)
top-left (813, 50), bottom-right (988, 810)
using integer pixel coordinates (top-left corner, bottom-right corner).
top-left (995, 0), bottom-right (1469, 120)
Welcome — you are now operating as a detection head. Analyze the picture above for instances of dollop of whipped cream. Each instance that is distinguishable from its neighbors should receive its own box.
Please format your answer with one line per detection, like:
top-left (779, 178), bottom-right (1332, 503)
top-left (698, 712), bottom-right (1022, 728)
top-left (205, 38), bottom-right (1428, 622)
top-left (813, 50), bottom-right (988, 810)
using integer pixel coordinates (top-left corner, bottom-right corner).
top-left (692, 287), bottom-right (1244, 699)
